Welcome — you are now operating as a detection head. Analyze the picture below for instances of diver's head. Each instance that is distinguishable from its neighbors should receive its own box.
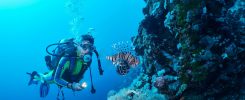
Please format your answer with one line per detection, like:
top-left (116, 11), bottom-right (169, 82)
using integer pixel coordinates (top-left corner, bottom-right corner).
top-left (76, 34), bottom-right (94, 45)
top-left (76, 34), bottom-right (95, 56)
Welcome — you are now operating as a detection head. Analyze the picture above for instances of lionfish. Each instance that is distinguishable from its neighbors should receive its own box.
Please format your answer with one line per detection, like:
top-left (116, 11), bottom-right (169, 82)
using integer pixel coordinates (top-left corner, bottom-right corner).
top-left (106, 41), bottom-right (140, 75)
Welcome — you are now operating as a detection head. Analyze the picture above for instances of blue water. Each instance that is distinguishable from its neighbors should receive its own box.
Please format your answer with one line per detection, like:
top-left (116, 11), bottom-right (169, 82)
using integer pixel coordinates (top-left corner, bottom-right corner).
top-left (0, 0), bottom-right (144, 99)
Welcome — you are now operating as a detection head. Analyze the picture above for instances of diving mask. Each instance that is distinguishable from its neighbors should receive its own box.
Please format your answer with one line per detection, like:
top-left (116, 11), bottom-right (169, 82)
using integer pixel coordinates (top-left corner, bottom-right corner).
top-left (80, 44), bottom-right (94, 51)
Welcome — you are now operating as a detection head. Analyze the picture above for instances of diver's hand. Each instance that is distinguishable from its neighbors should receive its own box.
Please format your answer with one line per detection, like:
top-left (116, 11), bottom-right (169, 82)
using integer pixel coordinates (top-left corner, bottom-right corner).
top-left (68, 82), bottom-right (87, 91)
top-left (72, 83), bottom-right (83, 91)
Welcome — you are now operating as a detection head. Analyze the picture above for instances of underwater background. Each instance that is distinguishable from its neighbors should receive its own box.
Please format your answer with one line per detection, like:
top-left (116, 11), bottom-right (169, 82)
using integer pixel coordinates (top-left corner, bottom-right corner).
top-left (0, 0), bottom-right (144, 100)
top-left (1, 0), bottom-right (245, 100)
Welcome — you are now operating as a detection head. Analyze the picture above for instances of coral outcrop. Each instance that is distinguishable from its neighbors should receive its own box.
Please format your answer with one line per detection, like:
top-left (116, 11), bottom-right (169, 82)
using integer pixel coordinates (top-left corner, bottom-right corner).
top-left (108, 0), bottom-right (244, 99)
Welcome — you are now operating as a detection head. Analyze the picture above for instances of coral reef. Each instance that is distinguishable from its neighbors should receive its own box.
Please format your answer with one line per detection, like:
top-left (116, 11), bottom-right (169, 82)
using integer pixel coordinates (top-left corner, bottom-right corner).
top-left (109, 0), bottom-right (244, 99)
top-left (108, 88), bottom-right (168, 100)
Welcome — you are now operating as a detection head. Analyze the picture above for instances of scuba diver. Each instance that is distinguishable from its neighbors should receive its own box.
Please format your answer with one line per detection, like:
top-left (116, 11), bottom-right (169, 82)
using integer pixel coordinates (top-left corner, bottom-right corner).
top-left (27, 33), bottom-right (104, 99)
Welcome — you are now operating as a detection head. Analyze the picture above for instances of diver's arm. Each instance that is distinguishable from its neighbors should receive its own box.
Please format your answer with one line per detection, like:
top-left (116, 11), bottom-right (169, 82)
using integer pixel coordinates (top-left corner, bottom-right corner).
top-left (54, 57), bottom-right (69, 87)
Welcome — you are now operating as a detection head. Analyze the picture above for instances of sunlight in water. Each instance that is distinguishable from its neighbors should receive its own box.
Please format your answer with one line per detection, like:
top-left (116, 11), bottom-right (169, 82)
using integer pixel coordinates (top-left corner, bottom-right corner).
top-left (0, 0), bottom-right (40, 8)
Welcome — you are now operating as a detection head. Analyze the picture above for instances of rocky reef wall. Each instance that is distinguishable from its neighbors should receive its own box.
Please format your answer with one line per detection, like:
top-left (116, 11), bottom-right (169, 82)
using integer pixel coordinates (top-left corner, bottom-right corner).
top-left (108, 0), bottom-right (244, 99)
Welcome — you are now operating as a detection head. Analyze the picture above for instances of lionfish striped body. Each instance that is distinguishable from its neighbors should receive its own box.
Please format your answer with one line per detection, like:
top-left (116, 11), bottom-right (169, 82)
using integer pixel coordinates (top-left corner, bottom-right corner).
top-left (106, 52), bottom-right (139, 75)
top-left (106, 41), bottom-right (140, 75)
